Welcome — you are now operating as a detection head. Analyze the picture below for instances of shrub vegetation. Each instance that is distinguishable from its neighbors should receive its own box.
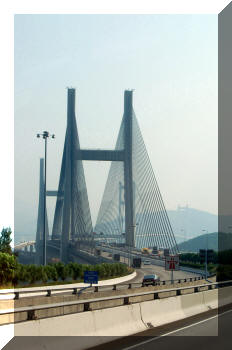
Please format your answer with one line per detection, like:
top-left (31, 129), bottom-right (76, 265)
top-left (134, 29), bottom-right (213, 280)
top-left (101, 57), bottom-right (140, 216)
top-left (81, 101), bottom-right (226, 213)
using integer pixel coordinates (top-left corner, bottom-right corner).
top-left (0, 253), bottom-right (130, 288)
top-left (0, 228), bottom-right (131, 288)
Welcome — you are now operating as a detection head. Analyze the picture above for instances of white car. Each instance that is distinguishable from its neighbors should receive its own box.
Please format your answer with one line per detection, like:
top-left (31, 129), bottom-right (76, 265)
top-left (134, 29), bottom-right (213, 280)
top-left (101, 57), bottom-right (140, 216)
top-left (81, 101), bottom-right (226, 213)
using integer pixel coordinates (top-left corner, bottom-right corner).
top-left (143, 260), bottom-right (151, 265)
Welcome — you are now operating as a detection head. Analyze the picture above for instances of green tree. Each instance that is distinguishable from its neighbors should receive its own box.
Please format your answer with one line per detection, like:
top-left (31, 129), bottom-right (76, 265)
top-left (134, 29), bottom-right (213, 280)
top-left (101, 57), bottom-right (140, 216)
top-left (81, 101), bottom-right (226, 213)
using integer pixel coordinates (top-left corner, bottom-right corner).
top-left (0, 252), bottom-right (17, 285)
top-left (35, 266), bottom-right (48, 283)
top-left (68, 262), bottom-right (81, 280)
top-left (12, 263), bottom-right (28, 286)
top-left (45, 265), bottom-right (58, 281)
top-left (0, 227), bottom-right (12, 254)
top-left (54, 262), bottom-right (70, 281)
top-left (25, 265), bottom-right (38, 284)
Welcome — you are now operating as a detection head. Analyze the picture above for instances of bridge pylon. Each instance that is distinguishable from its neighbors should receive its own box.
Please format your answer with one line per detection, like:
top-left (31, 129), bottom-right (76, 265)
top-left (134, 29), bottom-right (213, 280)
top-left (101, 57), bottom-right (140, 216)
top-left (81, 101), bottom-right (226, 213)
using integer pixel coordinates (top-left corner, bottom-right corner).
top-left (95, 90), bottom-right (179, 253)
top-left (36, 88), bottom-right (179, 264)
top-left (52, 89), bottom-right (93, 263)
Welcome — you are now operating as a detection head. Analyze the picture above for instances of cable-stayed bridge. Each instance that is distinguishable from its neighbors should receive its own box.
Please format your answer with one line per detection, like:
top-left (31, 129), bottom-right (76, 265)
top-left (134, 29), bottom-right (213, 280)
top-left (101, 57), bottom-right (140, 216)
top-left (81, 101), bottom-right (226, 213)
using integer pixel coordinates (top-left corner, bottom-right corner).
top-left (36, 88), bottom-right (178, 263)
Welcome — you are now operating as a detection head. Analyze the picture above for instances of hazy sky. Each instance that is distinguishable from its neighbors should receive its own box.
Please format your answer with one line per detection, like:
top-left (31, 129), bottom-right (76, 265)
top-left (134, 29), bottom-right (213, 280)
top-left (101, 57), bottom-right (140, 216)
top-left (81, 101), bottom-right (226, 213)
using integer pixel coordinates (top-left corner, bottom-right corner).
top-left (14, 14), bottom-right (217, 238)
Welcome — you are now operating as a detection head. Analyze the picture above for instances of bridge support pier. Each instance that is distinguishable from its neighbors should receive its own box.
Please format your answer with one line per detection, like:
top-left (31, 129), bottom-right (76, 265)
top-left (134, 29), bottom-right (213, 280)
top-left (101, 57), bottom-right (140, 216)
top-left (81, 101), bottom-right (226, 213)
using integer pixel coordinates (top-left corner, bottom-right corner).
top-left (124, 90), bottom-right (135, 248)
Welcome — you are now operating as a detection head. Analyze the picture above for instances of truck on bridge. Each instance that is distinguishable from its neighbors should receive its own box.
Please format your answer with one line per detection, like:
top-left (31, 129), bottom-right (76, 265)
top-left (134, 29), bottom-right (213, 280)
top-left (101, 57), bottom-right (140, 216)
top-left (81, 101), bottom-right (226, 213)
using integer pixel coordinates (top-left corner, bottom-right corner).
top-left (141, 248), bottom-right (151, 255)
top-left (132, 257), bottom-right (142, 268)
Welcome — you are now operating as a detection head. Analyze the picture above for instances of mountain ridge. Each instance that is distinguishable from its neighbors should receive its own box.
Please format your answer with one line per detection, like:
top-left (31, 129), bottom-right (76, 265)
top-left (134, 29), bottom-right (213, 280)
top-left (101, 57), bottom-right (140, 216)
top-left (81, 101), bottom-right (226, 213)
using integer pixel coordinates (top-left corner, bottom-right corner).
top-left (177, 232), bottom-right (232, 252)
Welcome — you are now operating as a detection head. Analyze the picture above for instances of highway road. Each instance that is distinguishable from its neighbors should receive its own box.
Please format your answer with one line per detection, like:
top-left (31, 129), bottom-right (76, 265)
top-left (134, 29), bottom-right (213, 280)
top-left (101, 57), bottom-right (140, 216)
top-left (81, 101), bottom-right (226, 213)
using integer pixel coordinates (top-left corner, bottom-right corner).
top-left (99, 247), bottom-right (203, 282)
top-left (75, 263), bottom-right (202, 297)
top-left (88, 305), bottom-right (232, 350)
top-left (69, 263), bottom-right (204, 298)
top-left (131, 263), bottom-right (201, 283)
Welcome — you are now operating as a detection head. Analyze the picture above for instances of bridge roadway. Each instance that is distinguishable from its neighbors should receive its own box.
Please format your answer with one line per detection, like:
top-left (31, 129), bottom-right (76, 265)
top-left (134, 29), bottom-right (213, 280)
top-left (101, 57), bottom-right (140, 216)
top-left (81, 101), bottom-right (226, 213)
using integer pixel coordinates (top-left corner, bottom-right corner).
top-left (129, 263), bottom-right (201, 283)
top-left (87, 304), bottom-right (232, 350)
top-left (98, 246), bottom-right (202, 284)
top-left (14, 241), bottom-right (35, 250)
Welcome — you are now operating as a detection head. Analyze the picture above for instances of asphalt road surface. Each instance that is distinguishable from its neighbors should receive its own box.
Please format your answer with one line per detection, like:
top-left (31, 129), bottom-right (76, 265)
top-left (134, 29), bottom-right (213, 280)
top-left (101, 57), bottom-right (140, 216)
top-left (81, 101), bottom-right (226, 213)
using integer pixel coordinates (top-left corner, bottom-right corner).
top-left (88, 304), bottom-right (232, 350)
top-left (100, 249), bottom-right (202, 282)
top-left (135, 263), bottom-right (200, 282)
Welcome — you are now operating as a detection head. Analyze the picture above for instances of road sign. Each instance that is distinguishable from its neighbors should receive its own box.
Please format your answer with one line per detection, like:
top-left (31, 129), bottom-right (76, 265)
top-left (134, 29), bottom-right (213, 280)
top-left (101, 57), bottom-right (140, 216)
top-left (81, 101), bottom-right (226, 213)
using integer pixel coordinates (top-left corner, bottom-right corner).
top-left (199, 249), bottom-right (214, 263)
top-left (84, 271), bottom-right (98, 284)
top-left (163, 249), bottom-right (170, 257)
top-left (165, 255), bottom-right (180, 271)
top-left (152, 246), bottom-right (158, 254)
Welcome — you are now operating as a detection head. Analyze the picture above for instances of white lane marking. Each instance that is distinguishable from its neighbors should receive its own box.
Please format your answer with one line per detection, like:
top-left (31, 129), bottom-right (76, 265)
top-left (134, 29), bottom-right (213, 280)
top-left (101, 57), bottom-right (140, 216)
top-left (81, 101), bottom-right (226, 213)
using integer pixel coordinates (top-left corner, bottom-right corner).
top-left (122, 309), bottom-right (232, 350)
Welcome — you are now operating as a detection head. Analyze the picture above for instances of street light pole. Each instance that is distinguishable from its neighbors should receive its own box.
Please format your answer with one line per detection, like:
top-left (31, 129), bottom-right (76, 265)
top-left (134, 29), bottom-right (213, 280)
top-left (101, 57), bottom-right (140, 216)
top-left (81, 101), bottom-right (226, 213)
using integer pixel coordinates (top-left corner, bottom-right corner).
top-left (37, 131), bottom-right (55, 265)
top-left (202, 229), bottom-right (208, 280)
top-left (128, 223), bottom-right (139, 268)
top-left (43, 135), bottom-right (47, 265)
top-left (128, 226), bottom-right (133, 267)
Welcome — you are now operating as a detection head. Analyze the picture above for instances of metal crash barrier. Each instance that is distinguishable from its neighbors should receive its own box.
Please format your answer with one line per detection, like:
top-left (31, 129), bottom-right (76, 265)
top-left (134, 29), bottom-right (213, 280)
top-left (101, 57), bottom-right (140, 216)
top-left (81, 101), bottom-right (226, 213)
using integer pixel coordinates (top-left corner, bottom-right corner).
top-left (0, 276), bottom-right (206, 300)
top-left (0, 280), bottom-right (231, 325)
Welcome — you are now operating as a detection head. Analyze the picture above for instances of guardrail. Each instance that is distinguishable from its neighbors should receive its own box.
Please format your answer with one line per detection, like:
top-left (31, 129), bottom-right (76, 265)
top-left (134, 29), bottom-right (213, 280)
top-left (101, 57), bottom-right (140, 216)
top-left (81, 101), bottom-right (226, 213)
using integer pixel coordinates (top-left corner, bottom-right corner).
top-left (1, 280), bottom-right (231, 324)
top-left (0, 276), bottom-right (207, 300)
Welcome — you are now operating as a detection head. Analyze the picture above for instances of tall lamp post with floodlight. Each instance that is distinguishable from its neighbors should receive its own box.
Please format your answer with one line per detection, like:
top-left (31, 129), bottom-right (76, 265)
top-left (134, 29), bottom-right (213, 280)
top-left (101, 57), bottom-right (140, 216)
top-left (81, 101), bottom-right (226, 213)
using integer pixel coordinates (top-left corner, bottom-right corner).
top-left (202, 229), bottom-right (208, 280)
top-left (128, 223), bottom-right (139, 267)
top-left (37, 131), bottom-right (55, 265)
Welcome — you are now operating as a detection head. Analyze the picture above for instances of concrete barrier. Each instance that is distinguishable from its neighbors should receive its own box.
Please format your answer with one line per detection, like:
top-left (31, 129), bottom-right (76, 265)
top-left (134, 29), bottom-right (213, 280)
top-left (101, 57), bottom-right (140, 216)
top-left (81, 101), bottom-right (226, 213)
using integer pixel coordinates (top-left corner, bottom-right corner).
top-left (0, 300), bottom-right (14, 310)
top-left (14, 303), bottom-right (146, 350)
top-left (180, 292), bottom-right (208, 318)
top-left (140, 296), bottom-right (185, 328)
top-left (218, 286), bottom-right (232, 307)
top-left (7, 286), bottom-right (232, 350)
top-left (203, 289), bottom-right (218, 309)
top-left (97, 271), bottom-right (136, 286)
top-left (0, 311), bottom-right (28, 325)
top-left (140, 287), bottom-right (220, 330)
top-left (0, 280), bottom-right (210, 326)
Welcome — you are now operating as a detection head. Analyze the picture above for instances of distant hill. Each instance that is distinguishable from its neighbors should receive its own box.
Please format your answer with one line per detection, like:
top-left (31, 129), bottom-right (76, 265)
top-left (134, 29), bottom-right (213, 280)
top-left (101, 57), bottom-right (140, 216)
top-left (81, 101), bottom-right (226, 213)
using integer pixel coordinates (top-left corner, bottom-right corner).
top-left (177, 232), bottom-right (232, 252)
top-left (177, 232), bottom-right (218, 252)
top-left (167, 206), bottom-right (217, 244)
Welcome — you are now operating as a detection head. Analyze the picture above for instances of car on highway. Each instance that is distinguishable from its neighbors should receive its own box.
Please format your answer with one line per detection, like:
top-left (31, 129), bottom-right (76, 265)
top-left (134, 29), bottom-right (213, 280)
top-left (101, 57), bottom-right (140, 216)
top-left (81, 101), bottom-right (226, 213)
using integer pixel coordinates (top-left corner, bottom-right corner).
top-left (142, 274), bottom-right (160, 286)
top-left (143, 260), bottom-right (151, 265)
